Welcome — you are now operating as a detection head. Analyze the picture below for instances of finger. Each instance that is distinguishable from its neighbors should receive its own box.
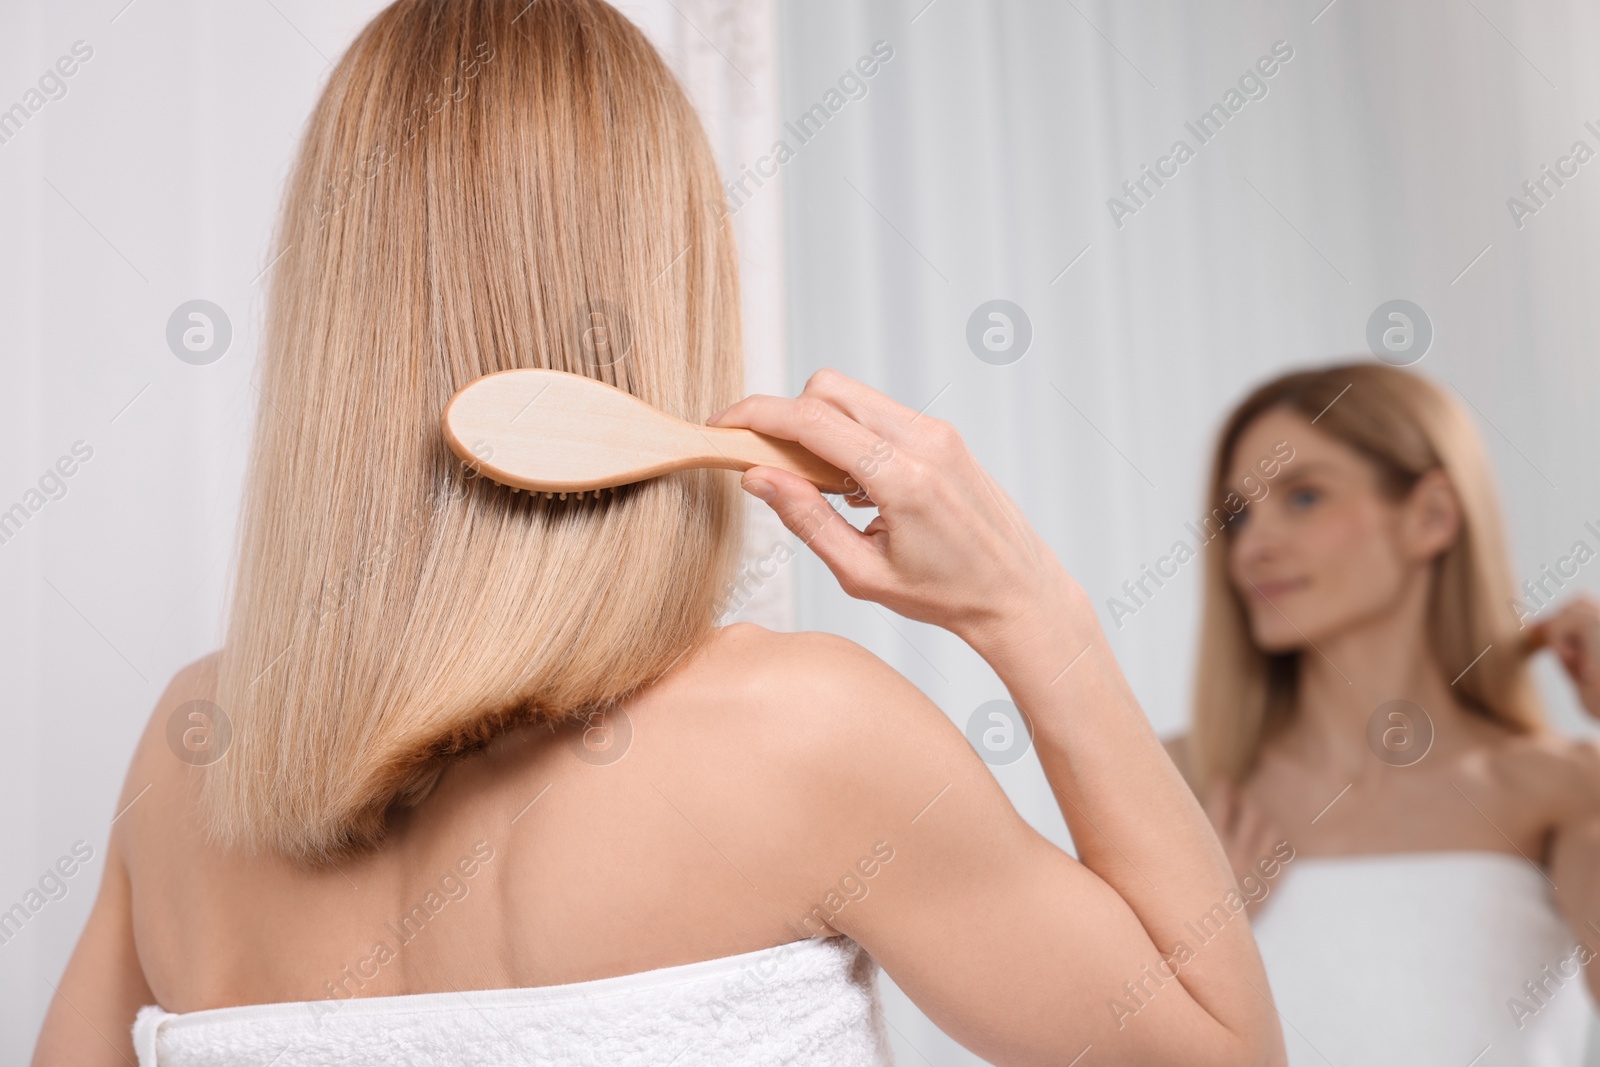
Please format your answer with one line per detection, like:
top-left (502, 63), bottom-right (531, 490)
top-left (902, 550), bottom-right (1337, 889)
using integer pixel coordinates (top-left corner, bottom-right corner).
top-left (1545, 615), bottom-right (1584, 664)
top-left (1547, 599), bottom-right (1600, 639)
top-left (740, 465), bottom-right (886, 600)
top-left (841, 487), bottom-right (877, 508)
top-left (710, 394), bottom-right (895, 499)
top-left (1565, 593), bottom-right (1600, 621)
top-left (835, 468), bottom-right (878, 508)
top-left (1545, 610), bottom-right (1577, 641)
top-left (1522, 621), bottom-right (1552, 655)
top-left (799, 367), bottom-right (924, 440)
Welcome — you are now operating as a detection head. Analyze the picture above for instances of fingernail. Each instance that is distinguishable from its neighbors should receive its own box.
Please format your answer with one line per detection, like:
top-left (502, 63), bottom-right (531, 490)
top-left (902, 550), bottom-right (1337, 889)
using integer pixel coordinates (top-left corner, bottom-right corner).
top-left (743, 477), bottom-right (776, 501)
top-left (708, 405), bottom-right (730, 424)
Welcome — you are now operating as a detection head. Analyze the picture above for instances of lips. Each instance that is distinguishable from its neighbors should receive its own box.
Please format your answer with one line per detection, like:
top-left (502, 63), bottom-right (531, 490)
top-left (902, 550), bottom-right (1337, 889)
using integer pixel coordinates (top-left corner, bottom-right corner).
top-left (1249, 577), bottom-right (1307, 600)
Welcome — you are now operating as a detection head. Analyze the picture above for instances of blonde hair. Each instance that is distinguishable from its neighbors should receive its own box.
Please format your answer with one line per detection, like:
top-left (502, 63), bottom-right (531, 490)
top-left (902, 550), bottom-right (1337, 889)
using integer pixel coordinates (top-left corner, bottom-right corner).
top-left (208, 0), bottom-right (743, 863)
top-left (1190, 362), bottom-right (1545, 786)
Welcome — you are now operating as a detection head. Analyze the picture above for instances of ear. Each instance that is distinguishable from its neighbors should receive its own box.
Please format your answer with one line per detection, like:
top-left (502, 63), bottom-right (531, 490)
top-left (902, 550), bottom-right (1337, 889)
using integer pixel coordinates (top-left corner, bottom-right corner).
top-left (1399, 468), bottom-right (1461, 561)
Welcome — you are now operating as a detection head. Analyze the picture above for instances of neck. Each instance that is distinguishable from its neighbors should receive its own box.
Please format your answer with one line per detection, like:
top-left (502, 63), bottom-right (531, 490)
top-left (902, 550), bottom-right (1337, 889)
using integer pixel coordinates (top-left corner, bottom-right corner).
top-left (1283, 577), bottom-right (1463, 768)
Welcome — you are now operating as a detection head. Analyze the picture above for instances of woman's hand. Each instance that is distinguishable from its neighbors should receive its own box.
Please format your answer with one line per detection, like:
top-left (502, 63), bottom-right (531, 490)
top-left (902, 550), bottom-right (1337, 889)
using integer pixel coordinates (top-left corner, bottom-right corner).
top-left (715, 369), bottom-right (1287, 1066)
top-left (1204, 780), bottom-right (1287, 919)
top-left (1540, 595), bottom-right (1600, 717)
top-left (710, 369), bottom-right (1074, 652)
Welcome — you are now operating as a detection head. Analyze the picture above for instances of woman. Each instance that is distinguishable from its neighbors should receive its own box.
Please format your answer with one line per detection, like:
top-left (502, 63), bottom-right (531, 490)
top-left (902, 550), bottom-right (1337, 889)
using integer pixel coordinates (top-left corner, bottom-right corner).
top-left (31, 2), bottom-right (1283, 1065)
top-left (1167, 362), bottom-right (1600, 1066)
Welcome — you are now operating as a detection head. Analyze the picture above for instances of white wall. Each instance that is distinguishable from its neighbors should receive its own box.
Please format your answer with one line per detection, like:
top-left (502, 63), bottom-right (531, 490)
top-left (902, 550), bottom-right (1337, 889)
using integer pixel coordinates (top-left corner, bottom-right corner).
top-left (776, 0), bottom-right (1600, 1062)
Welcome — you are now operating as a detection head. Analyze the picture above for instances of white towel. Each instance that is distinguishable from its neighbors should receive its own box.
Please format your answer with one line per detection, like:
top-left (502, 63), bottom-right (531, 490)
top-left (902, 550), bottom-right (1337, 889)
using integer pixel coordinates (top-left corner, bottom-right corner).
top-left (1251, 851), bottom-right (1594, 1067)
top-left (133, 934), bottom-right (894, 1066)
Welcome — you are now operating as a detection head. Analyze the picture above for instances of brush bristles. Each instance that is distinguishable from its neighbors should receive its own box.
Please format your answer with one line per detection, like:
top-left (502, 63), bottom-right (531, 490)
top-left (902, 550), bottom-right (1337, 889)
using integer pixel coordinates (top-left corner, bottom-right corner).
top-left (498, 486), bottom-right (618, 502)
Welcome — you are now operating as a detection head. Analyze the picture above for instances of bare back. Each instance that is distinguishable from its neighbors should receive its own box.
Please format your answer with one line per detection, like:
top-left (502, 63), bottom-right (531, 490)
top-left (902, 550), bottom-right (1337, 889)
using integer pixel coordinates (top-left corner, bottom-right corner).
top-left (122, 622), bottom-right (878, 1013)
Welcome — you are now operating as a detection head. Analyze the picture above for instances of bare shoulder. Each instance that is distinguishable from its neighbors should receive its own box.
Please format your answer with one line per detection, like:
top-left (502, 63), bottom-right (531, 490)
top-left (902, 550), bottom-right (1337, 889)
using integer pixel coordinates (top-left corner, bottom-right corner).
top-left (650, 620), bottom-right (1001, 800)
top-left (113, 651), bottom-right (224, 851)
top-left (125, 651), bottom-right (222, 767)
top-left (682, 622), bottom-right (969, 759)
top-left (664, 623), bottom-right (1021, 902)
top-left (1486, 726), bottom-right (1600, 821)
top-left (697, 620), bottom-right (902, 681)
top-left (696, 621), bottom-right (909, 688)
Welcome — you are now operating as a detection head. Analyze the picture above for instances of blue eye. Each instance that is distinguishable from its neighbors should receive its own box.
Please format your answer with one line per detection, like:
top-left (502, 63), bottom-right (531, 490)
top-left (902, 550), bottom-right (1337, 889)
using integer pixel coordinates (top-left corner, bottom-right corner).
top-left (1288, 487), bottom-right (1320, 508)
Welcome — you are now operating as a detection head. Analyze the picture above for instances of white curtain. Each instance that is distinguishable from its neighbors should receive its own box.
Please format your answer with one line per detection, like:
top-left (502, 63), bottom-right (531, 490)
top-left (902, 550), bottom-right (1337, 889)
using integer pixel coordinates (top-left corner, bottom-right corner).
top-left (776, 0), bottom-right (1600, 1063)
top-left (618, 0), bottom-right (796, 631)
top-left (0, 0), bottom-right (785, 1056)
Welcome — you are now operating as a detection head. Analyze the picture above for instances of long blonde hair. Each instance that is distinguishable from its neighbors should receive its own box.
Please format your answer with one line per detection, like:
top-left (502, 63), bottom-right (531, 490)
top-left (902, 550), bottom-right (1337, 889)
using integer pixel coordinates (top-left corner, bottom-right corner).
top-left (208, 0), bottom-right (743, 863)
top-left (1190, 362), bottom-right (1545, 786)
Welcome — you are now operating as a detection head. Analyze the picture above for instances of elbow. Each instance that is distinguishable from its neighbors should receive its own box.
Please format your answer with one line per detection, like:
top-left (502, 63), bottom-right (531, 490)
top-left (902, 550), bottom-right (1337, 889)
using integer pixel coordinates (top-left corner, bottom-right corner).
top-left (1218, 1019), bottom-right (1288, 1067)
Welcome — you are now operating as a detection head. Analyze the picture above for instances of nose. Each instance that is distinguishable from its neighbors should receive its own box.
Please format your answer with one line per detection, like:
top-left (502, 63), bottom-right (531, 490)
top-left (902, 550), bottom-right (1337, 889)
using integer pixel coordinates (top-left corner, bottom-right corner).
top-left (1231, 500), bottom-right (1283, 569)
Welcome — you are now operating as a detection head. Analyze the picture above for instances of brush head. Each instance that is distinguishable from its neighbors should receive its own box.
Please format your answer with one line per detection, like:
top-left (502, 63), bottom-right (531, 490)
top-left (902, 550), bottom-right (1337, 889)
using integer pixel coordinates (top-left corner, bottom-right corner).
top-left (442, 368), bottom-right (850, 494)
top-left (443, 369), bottom-right (692, 493)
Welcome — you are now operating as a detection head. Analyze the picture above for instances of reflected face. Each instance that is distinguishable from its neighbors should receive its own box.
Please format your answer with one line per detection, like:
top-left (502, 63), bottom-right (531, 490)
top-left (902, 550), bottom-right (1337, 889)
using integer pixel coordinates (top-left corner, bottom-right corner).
top-left (1224, 408), bottom-right (1416, 652)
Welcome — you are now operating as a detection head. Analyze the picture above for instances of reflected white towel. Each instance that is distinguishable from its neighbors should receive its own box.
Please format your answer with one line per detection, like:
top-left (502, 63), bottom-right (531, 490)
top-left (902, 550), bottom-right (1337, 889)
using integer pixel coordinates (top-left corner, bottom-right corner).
top-left (133, 934), bottom-right (893, 1066)
top-left (1252, 851), bottom-right (1593, 1067)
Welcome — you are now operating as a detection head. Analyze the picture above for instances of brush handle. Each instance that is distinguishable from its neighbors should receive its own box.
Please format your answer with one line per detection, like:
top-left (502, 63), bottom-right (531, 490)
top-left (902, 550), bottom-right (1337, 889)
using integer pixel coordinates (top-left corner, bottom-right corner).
top-left (693, 425), bottom-right (848, 486)
top-left (442, 368), bottom-right (850, 493)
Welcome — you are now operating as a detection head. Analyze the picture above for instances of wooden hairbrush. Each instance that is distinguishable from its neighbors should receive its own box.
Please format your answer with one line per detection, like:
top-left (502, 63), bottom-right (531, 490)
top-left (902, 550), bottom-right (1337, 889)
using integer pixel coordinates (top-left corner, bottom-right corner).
top-left (442, 369), bottom-right (849, 496)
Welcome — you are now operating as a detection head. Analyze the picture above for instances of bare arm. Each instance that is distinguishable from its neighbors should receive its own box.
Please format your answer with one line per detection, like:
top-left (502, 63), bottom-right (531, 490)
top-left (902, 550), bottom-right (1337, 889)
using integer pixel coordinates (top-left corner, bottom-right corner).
top-left (713, 370), bottom-right (1284, 1066)
top-left (31, 836), bottom-right (153, 1066)
top-left (1540, 595), bottom-right (1600, 1005)
top-left (1550, 804), bottom-right (1600, 1008)
top-left (988, 578), bottom-right (1281, 1058)
top-left (29, 667), bottom-right (192, 1067)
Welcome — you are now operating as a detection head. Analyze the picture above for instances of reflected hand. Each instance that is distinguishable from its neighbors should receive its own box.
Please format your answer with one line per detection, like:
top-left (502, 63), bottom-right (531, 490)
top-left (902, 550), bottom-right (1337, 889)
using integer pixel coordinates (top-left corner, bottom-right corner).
top-left (1541, 594), bottom-right (1600, 718)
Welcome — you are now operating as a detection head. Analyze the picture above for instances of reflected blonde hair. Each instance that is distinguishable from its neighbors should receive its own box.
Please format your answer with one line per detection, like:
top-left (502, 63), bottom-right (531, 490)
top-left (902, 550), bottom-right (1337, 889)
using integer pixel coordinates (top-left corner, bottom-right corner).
top-left (208, 0), bottom-right (743, 863)
top-left (1190, 362), bottom-right (1545, 786)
